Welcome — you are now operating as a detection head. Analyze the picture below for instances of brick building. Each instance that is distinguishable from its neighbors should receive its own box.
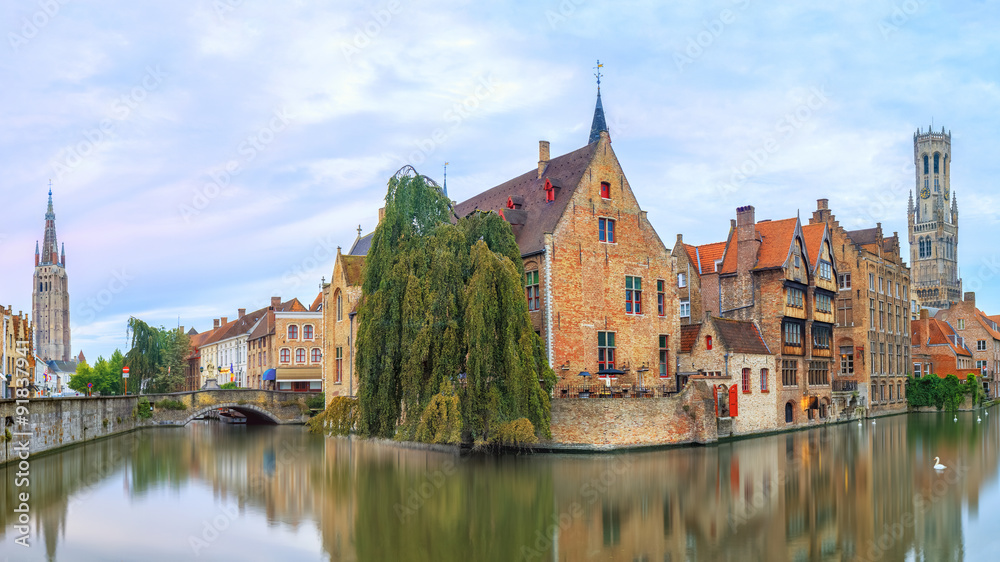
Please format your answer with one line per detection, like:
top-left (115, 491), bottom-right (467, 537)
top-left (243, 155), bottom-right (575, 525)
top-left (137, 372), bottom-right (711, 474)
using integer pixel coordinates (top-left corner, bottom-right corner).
top-left (673, 235), bottom-right (726, 326)
top-left (911, 308), bottom-right (977, 382)
top-left (454, 88), bottom-right (678, 394)
top-left (32, 187), bottom-right (71, 362)
top-left (933, 292), bottom-right (1000, 397)
top-left (695, 205), bottom-right (839, 425)
top-left (2, 306), bottom-right (35, 398)
top-left (809, 199), bottom-right (911, 415)
top-left (272, 306), bottom-right (323, 391)
top-left (246, 297), bottom-right (310, 389)
top-left (322, 230), bottom-right (371, 404)
top-left (677, 314), bottom-right (777, 435)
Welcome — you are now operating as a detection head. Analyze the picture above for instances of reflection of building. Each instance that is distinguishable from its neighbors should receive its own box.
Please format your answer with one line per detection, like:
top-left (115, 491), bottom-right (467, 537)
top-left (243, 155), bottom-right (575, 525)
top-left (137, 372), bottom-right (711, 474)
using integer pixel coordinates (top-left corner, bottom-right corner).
top-left (322, 230), bottom-right (371, 402)
top-left (809, 198), bottom-right (911, 415)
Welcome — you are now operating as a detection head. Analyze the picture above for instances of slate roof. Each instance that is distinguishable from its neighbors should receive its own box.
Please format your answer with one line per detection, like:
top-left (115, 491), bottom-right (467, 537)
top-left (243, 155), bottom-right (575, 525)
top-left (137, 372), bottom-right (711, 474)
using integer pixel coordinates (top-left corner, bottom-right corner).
top-left (349, 232), bottom-right (373, 256)
top-left (680, 324), bottom-right (701, 353)
top-left (844, 227), bottom-right (878, 245)
top-left (46, 360), bottom-right (79, 374)
top-left (713, 317), bottom-right (771, 355)
top-left (454, 142), bottom-right (599, 256)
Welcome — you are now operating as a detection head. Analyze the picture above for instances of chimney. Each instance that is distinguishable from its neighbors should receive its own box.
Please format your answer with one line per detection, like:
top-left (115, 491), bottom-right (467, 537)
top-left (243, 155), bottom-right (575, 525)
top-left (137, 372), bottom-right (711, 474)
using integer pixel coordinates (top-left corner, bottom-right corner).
top-left (920, 308), bottom-right (929, 320)
top-left (676, 233), bottom-right (683, 244)
top-left (965, 292), bottom-right (976, 304)
top-left (221, 316), bottom-right (228, 325)
top-left (179, 326), bottom-right (184, 334)
top-left (538, 140), bottom-right (550, 179)
top-left (378, 207), bottom-right (385, 224)
top-left (817, 198), bottom-right (829, 210)
top-left (238, 308), bottom-right (246, 318)
top-left (736, 206), bottom-right (756, 242)
top-left (213, 319), bottom-right (220, 329)
top-left (271, 296), bottom-right (281, 308)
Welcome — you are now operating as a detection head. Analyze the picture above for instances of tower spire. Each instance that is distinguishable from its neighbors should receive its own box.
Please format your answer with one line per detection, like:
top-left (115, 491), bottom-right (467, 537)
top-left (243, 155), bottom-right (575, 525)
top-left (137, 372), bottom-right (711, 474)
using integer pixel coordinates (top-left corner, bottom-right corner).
top-left (588, 60), bottom-right (608, 145)
top-left (443, 162), bottom-right (449, 199)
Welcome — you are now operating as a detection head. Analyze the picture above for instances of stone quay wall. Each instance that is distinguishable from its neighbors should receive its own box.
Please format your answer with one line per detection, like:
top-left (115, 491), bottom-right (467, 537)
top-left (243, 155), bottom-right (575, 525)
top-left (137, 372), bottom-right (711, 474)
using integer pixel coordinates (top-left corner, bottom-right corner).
top-left (0, 396), bottom-right (140, 466)
top-left (546, 380), bottom-right (718, 450)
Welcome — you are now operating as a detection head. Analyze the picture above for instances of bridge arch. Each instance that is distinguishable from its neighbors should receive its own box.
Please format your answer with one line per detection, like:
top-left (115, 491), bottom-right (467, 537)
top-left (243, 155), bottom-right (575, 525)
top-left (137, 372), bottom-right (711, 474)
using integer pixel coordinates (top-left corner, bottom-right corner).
top-left (180, 403), bottom-right (283, 425)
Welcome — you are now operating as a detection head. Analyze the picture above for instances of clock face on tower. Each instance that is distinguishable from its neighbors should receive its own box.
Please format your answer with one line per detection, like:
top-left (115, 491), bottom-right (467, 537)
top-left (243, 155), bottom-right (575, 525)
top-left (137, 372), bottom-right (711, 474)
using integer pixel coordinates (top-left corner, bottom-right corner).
top-left (945, 187), bottom-right (949, 199)
top-left (920, 186), bottom-right (930, 199)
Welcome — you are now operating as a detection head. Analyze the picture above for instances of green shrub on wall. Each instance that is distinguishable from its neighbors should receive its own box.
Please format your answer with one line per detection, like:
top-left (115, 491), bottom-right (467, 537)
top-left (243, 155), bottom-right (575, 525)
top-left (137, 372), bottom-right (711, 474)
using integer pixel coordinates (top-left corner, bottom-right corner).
top-left (907, 374), bottom-right (985, 411)
top-left (156, 398), bottom-right (188, 411)
top-left (307, 397), bottom-right (358, 436)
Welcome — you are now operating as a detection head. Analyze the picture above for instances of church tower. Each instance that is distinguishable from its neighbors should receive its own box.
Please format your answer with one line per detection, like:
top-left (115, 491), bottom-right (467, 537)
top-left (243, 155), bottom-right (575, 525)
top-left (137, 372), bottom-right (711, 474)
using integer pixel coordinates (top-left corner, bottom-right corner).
top-left (907, 126), bottom-right (961, 309)
top-left (32, 185), bottom-right (71, 361)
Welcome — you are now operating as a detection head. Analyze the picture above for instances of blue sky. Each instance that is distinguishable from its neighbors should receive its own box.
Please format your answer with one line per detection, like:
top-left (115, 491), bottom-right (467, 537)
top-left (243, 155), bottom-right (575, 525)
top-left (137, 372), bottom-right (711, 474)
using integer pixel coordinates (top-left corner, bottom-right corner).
top-left (2, 1), bottom-right (999, 362)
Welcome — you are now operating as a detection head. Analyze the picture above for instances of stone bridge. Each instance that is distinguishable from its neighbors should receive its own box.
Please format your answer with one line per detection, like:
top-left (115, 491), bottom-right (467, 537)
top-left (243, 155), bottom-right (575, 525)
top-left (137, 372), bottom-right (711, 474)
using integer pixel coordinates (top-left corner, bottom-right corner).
top-left (145, 389), bottom-right (321, 425)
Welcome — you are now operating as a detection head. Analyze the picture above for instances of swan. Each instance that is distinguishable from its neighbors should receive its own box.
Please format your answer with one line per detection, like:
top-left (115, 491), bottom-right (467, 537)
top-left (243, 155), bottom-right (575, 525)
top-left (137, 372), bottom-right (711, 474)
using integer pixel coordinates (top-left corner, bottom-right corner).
top-left (978, 416), bottom-right (982, 422)
top-left (858, 419), bottom-right (862, 427)
top-left (872, 419), bottom-right (876, 425)
top-left (954, 416), bottom-right (958, 422)
top-left (933, 457), bottom-right (946, 470)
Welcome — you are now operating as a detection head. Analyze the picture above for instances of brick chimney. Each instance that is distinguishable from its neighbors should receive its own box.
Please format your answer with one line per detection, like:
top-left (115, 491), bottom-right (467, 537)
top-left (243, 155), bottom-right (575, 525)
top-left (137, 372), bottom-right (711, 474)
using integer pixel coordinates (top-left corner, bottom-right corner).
top-left (378, 207), bottom-right (385, 224)
top-left (734, 206), bottom-right (760, 278)
top-left (817, 198), bottom-right (829, 210)
top-left (965, 292), bottom-right (976, 304)
top-left (238, 308), bottom-right (246, 318)
top-left (213, 319), bottom-right (220, 329)
top-left (271, 296), bottom-right (281, 308)
top-left (221, 317), bottom-right (228, 325)
top-left (538, 140), bottom-right (550, 179)
top-left (736, 206), bottom-right (756, 242)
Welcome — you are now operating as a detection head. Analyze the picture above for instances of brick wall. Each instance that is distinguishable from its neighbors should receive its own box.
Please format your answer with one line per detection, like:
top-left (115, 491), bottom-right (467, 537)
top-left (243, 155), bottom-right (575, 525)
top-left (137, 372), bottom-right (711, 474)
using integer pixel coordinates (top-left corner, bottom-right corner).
top-left (547, 380), bottom-right (717, 448)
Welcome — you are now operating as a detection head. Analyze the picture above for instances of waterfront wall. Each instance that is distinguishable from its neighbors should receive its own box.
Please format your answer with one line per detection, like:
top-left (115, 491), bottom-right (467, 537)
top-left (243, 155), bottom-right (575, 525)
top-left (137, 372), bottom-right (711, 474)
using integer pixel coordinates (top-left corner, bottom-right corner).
top-left (0, 396), bottom-right (140, 465)
top-left (547, 380), bottom-right (718, 449)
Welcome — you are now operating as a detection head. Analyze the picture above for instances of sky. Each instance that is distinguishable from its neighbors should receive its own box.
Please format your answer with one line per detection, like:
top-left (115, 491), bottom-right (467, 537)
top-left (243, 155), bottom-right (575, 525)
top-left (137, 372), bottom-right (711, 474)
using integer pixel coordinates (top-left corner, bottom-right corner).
top-left (2, 0), bottom-right (1000, 362)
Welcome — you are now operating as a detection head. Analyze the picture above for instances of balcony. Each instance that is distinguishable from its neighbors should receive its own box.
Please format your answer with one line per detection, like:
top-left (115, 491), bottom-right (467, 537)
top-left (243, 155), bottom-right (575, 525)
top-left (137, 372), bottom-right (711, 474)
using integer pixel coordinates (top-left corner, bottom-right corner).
top-left (832, 380), bottom-right (858, 393)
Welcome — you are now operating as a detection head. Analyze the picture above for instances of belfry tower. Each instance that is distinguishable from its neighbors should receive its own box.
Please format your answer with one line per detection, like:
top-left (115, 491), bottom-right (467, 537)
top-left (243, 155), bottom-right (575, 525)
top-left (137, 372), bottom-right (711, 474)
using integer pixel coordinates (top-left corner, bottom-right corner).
top-left (32, 184), bottom-right (71, 361)
top-left (907, 126), bottom-right (961, 309)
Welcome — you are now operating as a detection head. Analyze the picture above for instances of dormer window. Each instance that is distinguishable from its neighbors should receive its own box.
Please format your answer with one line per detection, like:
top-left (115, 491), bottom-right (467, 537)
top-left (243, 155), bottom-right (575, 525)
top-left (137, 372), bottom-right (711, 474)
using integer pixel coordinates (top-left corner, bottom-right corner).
top-left (600, 181), bottom-right (611, 199)
top-left (543, 178), bottom-right (558, 202)
top-left (706, 335), bottom-right (713, 350)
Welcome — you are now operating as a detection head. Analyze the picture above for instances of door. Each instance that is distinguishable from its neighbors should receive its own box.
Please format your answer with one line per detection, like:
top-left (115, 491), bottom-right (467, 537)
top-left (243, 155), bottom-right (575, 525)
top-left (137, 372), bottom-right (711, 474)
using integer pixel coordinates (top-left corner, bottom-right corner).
top-left (728, 385), bottom-right (739, 417)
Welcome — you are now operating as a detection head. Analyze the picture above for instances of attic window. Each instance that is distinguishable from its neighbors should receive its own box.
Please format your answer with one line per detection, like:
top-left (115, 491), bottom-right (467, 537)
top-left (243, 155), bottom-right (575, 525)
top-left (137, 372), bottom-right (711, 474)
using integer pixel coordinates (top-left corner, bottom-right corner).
top-left (506, 197), bottom-right (516, 209)
top-left (706, 336), bottom-right (713, 350)
top-left (544, 179), bottom-right (556, 202)
top-left (600, 181), bottom-right (611, 199)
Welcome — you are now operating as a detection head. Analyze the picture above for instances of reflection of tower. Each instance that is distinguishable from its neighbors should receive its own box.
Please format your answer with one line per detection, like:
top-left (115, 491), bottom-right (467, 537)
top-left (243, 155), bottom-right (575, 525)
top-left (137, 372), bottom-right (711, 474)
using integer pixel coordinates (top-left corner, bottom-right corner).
top-left (32, 184), bottom-right (71, 361)
top-left (908, 127), bottom-right (961, 309)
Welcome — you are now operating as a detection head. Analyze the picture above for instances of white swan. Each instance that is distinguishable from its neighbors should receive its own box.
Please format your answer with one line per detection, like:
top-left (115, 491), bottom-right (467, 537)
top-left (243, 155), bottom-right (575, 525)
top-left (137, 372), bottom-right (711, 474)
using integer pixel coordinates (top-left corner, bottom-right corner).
top-left (872, 419), bottom-right (876, 425)
top-left (954, 416), bottom-right (958, 422)
top-left (978, 416), bottom-right (982, 422)
top-left (933, 457), bottom-right (946, 470)
top-left (858, 419), bottom-right (862, 426)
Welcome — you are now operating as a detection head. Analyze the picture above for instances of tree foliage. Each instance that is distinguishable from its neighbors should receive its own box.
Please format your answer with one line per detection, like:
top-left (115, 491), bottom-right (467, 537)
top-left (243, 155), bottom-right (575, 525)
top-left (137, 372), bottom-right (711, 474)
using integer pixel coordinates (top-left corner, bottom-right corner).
top-left (906, 374), bottom-right (985, 411)
top-left (124, 318), bottom-right (190, 394)
top-left (69, 350), bottom-right (127, 395)
top-left (355, 167), bottom-right (556, 443)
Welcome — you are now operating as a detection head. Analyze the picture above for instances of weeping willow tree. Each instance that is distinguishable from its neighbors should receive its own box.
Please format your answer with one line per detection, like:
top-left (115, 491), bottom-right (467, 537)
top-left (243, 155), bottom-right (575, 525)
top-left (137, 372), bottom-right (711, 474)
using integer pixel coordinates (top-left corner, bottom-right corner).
top-left (355, 166), bottom-right (555, 443)
top-left (124, 317), bottom-right (190, 394)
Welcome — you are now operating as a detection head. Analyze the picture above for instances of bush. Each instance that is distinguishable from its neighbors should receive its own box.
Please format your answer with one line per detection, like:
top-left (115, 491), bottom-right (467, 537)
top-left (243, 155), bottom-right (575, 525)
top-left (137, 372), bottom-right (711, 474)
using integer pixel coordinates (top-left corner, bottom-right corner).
top-left (416, 380), bottom-right (463, 444)
top-left (219, 382), bottom-right (238, 390)
top-left (307, 396), bottom-right (358, 436)
top-left (136, 397), bottom-right (153, 419)
top-left (156, 398), bottom-right (187, 410)
top-left (907, 374), bottom-right (983, 411)
top-left (489, 418), bottom-right (538, 447)
top-left (306, 393), bottom-right (326, 410)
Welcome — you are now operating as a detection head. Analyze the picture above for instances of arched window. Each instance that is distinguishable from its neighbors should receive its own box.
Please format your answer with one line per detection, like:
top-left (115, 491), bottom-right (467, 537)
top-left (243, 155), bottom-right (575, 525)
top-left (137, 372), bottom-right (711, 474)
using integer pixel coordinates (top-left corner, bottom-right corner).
top-left (336, 292), bottom-right (343, 321)
top-left (785, 402), bottom-right (794, 423)
top-left (295, 348), bottom-right (306, 363)
top-left (280, 348), bottom-right (290, 363)
top-left (303, 324), bottom-right (314, 340)
top-left (288, 325), bottom-right (298, 340)
top-left (934, 153), bottom-right (940, 174)
top-left (311, 348), bottom-right (322, 363)
top-left (923, 154), bottom-right (929, 174)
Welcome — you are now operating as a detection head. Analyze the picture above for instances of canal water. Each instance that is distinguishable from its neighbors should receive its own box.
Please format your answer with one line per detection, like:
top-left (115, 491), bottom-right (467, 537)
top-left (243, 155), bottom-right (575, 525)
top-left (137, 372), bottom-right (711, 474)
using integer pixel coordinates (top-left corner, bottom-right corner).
top-left (2, 411), bottom-right (999, 561)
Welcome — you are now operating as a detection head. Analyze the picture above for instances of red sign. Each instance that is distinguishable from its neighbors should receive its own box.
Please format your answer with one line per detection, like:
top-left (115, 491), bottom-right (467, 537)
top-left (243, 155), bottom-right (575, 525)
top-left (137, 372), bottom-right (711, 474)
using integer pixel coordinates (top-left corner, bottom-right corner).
top-left (87, 382), bottom-right (93, 388)
top-left (123, 367), bottom-right (130, 374)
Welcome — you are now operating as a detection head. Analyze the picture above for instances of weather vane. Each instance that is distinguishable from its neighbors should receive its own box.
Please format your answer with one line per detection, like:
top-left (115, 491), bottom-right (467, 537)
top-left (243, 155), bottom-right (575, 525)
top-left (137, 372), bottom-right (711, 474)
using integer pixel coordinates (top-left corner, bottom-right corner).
top-left (594, 60), bottom-right (603, 90)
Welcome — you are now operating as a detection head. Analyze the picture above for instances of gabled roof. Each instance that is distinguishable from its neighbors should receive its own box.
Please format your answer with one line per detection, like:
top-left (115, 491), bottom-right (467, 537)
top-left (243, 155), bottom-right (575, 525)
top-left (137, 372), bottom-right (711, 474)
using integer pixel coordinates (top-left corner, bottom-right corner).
top-left (680, 324), bottom-right (701, 353)
top-left (712, 317), bottom-right (771, 355)
top-left (844, 227), bottom-right (879, 246)
top-left (975, 310), bottom-right (1000, 340)
top-left (684, 241), bottom-right (726, 276)
top-left (247, 299), bottom-right (305, 341)
top-left (309, 292), bottom-right (323, 312)
top-left (341, 255), bottom-right (365, 286)
top-left (719, 217), bottom-right (800, 275)
top-left (922, 319), bottom-right (972, 357)
top-left (454, 143), bottom-right (599, 256)
top-left (349, 232), bottom-right (373, 256)
top-left (801, 223), bottom-right (827, 269)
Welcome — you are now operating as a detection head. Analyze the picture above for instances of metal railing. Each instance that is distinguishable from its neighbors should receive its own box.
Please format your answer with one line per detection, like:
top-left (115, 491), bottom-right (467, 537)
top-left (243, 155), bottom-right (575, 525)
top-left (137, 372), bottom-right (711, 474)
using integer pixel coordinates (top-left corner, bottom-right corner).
top-left (832, 380), bottom-right (858, 393)
top-left (554, 382), bottom-right (682, 399)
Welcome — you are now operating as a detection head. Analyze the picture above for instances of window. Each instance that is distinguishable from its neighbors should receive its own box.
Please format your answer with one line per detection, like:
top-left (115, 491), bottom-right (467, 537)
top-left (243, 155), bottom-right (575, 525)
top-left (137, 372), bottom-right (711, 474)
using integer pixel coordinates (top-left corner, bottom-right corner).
top-left (976, 360), bottom-right (988, 373)
top-left (794, 254), bottom-right (801, 268)
top-left (678, 273), bottom-right (687, 288)
top-left (679, 299), bottom-right (690, 318)
top-left (878, 277), bottom-right (883, 293)
top-left (895, 282), bottom-right (900, 298)
top-left (897, 382), bottom-right (902, 401)
top-left (600, 181), bottom-right (611, 199)
top-left (869, 273), bottom-right (875, 289)
top-left (880, 383), bottom-right (885, 402)
top-left (311, 348), bottom-right (322, 363)
top-left (625, 276), bottom-right (642, 314)
top-left (888, 384), bottom-right (893, 401)
top-left (816, 294), bottom-right (832, 314)
top-left (914, 363), bottom-right (921, 378)
top-left (838, 273), bottom-right (851, 291)
top-left (526, 270), bottom-right (540, 311)
top-left (280, 348), bottom-right (290, 363)
top-left (706, 335), bottom-right (713, 350)
top-left (869, 299), bottom-right (876, 329)
top-left (335, 347), bottom-right (343, 383)
top-left (782, 360), bottom-right (798, 387)
top-left (978, 340), bottom-right (987, 351)
top-left (958, 319), bottom-right (965, 330)
top-left (598, 218), bottom-right (616, 242)
top-left (808, 361), bottom-right (829, 386)
top-left (742, 368), bottom-right (751, 393)
top-left (783, 322), bottom-right (802, 347)
top-left (288, 325), bottom-right (298, 340)
top-left (786, 288), bottom-right (804, 308)
top-left (337, 293), bottom-right (343, 321)
top-left (304, 324), bottom-right (314, 340)
top-left (659, 335), bottom-right (669, 378)
top-left (879, 301), bottom-right (884, 331)
top-left (760, 369), bottom-right (769, 392)
top-left (934, 178), bottom-right (939, 192)
top-left (657, 280), bottom-right (665, 316)
top-left (934, 153), bottom-right (940, 174)
top-left (840, 346), bottom-right (854, 374)
top-left (819, 262), bottom-right (832, 280)
top-left (813, 326), bottom-right (831, 350)
top-left (598, 332), bottom-right (616, 371)
top-left (295, 348), bottom-right (306, 363)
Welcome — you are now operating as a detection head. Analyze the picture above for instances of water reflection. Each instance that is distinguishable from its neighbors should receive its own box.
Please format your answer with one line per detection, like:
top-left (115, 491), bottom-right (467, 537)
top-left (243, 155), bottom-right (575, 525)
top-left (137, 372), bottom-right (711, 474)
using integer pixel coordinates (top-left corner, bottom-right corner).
top-left (1, 411), bottom-right (998, 561)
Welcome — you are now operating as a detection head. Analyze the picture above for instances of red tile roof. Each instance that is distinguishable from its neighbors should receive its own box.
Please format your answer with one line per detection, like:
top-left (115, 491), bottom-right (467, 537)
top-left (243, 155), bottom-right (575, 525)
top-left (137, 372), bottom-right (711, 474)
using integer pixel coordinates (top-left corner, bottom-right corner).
top-left (976, 310), bottom-right (1000, 340)
top-left (753, 218), bottom-right (799, 270)
top-left (801, 223), bottom-right (826, 269)
top-left (680, 324), bottom-right (701, 353)
top-left (694, 241), bottom-right (726, 275)
top-left (309, 292), bottom-right (323, 312)
top-left (924, 319), bottom-right (972, 357)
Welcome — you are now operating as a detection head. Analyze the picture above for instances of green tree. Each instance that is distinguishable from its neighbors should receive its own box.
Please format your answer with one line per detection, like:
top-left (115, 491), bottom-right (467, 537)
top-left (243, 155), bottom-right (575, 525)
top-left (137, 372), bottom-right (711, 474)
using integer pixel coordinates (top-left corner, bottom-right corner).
top-left (124, 319), bottom-right (190, 394)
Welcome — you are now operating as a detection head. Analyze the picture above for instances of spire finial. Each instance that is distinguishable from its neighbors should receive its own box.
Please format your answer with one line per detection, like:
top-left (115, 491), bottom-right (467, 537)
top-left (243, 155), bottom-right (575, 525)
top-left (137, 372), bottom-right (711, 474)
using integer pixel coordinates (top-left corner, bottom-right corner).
top-left (588, 62), bottom-right (609, 144)
top-left (443, 162), bottom-right (449, 199)
top-left (357, 224), bottom-right (362, 237)
top-left (594, 60), bottom-right (603, 91)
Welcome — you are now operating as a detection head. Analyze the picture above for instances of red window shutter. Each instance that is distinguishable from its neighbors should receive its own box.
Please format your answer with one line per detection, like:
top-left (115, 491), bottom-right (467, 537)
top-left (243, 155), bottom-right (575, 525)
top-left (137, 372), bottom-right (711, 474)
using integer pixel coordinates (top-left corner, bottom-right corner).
top-left (729, 385), bottom-right (739, 417)
top-left (714, 386), bottom-right (719, 417)
top-left (706, 336), bottom-right (712, 350)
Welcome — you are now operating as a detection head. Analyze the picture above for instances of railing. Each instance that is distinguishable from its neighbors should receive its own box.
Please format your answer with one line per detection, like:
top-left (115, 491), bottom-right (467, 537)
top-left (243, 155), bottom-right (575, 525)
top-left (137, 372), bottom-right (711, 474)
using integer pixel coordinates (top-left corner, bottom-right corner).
top-left (832, 380), bottom-right (858, 393)
top-left (554, 383), bottom-right (681, 399)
